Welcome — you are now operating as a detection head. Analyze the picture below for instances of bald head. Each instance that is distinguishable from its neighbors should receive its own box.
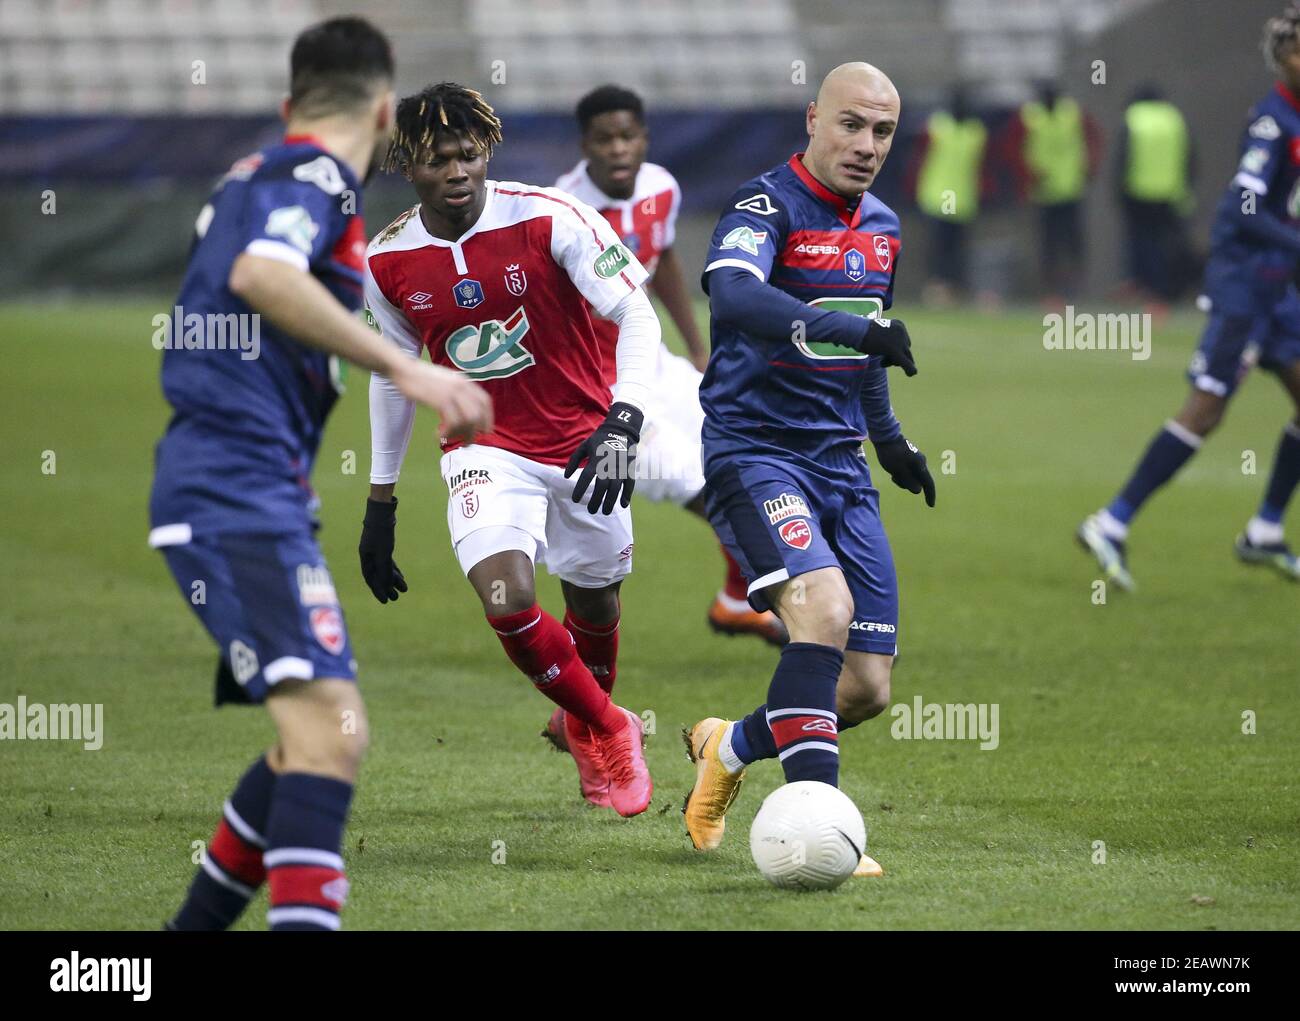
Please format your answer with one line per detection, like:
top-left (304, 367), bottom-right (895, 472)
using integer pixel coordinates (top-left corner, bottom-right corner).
top-left (817, 62), bottom-right (899, 111)
top-left (804, 62), bottom-right (901, 198)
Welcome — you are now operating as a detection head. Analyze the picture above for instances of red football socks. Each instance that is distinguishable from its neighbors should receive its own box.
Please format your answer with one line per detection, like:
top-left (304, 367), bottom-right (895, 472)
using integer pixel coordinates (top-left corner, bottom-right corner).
top-left (563, 608), bottom-right (619, 694)
top-left (488, 605), bottom-right (623, 733)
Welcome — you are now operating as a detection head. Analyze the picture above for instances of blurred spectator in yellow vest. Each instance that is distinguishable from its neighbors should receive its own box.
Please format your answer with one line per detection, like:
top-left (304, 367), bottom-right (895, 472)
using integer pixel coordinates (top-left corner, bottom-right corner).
top-left (907, 84), bottom-right (988, 305)
top-left (1115, 83), bottom-right (1195, 310)
top-left (1009, 81), bottom-right (1104, 303)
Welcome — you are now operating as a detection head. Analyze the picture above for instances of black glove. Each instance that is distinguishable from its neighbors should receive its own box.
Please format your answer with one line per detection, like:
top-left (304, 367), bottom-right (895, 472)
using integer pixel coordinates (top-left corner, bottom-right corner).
top-left (851, 317), bottom-right (916, 376)
top-left (358, 496), bottom-right (408, 603)
top-left (873, 437), bottom-right (935, 507)
top-left (564, 401), bottom-right (644, 515)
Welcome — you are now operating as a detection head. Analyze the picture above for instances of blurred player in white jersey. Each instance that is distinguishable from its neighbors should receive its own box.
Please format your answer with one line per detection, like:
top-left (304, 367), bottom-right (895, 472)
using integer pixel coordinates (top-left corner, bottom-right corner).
top-left (556, 85), bottom-right (789, 648)
top-left (359, 84), bottom-right (657, 815)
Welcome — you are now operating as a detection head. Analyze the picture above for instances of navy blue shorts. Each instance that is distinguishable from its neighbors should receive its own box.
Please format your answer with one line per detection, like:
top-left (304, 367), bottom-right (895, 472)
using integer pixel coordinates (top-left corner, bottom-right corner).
top-left (1190, 267), bottom-right (1300, 398)
top-left (705, 449), bottom-right (898, 655)
top-left (150, 527), bottom-right (357, 705)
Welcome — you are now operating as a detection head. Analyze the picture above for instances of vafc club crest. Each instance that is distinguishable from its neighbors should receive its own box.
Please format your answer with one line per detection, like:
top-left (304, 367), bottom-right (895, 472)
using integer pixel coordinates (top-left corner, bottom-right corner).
top-left (309, 607), bottom-right (346, 656)
top-left (453, 278), bottom-right (485, 309)
top-left (872, 234), bottom-right (893, 271)
top-left (778, 518), bottom-right (813, 551)
top-left (503, 264), bottom-right (527, 297)
top-left (843, 248), bottom-right (866, 282)
top-left (462, 490), bottom-right (479, 518)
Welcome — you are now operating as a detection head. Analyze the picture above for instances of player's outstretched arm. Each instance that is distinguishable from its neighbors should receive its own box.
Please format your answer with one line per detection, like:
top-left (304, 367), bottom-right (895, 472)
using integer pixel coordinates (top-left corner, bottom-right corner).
top-left (708, 265), bottom-right (916, 375)
top-left (228, 253), bottom-right (493, 441)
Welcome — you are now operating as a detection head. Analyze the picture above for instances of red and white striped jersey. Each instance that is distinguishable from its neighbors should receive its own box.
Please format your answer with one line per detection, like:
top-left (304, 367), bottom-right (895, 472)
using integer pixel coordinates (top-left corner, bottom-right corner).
top-left (364, 180), bottom-right (649, 466)
top-left (555, 161), bottom-right (681, 386)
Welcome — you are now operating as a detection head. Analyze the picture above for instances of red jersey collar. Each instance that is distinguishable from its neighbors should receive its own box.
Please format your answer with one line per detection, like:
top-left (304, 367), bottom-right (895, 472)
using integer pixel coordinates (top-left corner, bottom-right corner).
top-left (788, 152), bottom-right (863, 228)
top-left (284, 133), bottom-right (329, 149)
top-left (1275, 81), bottom-right (1300, 116)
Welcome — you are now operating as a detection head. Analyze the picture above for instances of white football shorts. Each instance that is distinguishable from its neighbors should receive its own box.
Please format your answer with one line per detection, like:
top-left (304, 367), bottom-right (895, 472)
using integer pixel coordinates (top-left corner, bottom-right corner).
top-left (441, 444), bottom-right (634, 589)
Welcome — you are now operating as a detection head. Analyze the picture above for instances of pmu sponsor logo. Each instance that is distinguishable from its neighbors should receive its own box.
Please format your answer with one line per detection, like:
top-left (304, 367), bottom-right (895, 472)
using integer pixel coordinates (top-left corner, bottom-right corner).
top-left (49, 952), bottom-right (151, 1000)
top-left (763, 492), bottom-right (810, 525)
top-left (889, 696), bottom-right (1000, 751)
top-left (849, 620), bottom-right (896, 634)
top-left (447, 468), bottom-right (492, 496)
top-left (778, 518), bottom-right (812, 550)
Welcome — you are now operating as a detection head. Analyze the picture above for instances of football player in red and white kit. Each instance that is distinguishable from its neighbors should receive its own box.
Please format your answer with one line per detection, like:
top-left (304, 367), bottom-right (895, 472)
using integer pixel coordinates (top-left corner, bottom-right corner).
top-left (555, 86), bottom-right (788, 649)
top-left (358, 84), bottom-right (657, 816)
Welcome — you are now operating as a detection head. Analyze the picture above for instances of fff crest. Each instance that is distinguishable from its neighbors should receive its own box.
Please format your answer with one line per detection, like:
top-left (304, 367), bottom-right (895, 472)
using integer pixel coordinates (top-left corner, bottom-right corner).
top-left (453, 278), bottom-right (485, 309)
top-left (843, 248), bottom-right (865, 282)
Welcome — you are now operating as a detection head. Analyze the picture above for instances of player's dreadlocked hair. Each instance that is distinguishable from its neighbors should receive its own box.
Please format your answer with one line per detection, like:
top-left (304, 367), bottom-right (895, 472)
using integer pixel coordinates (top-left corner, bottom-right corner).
top-left (1263, 2), bottom-right (1300, 73)
top-left (383, 82), bottom-right (504, 172)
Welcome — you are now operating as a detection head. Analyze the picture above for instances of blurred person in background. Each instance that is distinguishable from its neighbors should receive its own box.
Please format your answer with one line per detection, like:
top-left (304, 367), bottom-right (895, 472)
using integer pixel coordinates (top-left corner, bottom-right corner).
top-left (907, 83), bottom-right (988, 306)
top-left (1007, 80), bottom-right (1103, 304)
top-left (1078, 3), bottom-right (1300, 589)
top-left (556, 85), bottom-right (788, 647)
top-left (1114, 83), bottom-right (1195, 312)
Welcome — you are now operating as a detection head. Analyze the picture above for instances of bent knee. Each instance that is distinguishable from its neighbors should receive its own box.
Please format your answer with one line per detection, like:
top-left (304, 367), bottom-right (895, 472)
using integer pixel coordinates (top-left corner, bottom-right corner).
top-left (837, 660), bottom-right (892, 724)
top-left (274, 682), bottom-right (369, 780)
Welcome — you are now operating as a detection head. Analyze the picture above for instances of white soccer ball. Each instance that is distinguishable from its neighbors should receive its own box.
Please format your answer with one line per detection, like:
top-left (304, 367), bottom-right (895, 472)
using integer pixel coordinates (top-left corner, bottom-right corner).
top-left (749, 781), bottom-right (866, 891)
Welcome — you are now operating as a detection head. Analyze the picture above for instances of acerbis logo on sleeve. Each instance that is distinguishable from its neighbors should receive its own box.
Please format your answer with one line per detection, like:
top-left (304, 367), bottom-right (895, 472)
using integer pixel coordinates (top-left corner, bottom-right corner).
top-left (734, 194), bottom-right (779, 215)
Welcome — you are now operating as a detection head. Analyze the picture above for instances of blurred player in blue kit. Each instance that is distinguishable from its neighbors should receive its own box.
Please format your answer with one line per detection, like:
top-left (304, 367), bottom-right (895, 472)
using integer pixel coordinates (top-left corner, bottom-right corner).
top-left (148, 18), bottom-right (491, 930)
top-left (1080, 3), bottom-right (1300, 589)
top-left (682, 63), bottom-right (935, 877)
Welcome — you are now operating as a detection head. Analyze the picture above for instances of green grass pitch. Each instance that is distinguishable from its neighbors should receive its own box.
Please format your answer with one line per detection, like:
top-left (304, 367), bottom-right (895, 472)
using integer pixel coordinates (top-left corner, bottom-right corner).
top-left (1, 300), bottom-right (1296, 930)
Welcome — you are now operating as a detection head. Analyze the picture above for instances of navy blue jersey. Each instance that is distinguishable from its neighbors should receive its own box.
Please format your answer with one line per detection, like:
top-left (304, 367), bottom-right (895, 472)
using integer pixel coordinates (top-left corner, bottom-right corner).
top-left (1209, 83), bottom-right (1300, 278)
top-left (150, 136), bottom-right (368, 538)
top-left (699, 154), bottom-right (901, 470)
